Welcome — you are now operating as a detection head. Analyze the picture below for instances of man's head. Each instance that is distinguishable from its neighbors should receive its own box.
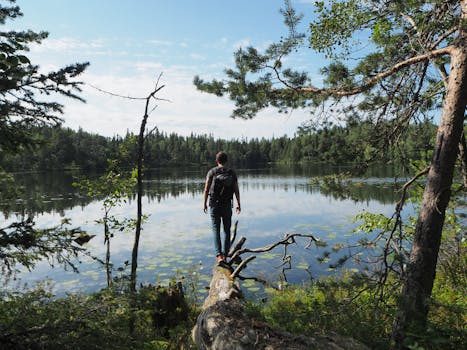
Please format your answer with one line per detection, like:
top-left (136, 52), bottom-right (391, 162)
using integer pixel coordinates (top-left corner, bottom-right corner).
top-left (215, 151), bottom-right (228, 165)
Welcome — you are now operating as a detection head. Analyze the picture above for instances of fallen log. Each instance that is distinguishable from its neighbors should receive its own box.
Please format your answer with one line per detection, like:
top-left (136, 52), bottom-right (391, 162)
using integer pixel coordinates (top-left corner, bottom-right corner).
top-left (192, 263), bottom-right (370, 350)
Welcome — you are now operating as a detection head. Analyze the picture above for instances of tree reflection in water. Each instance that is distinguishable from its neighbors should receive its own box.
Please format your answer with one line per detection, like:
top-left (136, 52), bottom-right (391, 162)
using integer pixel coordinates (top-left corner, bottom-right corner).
top-left (0, 164), bottom-right (407, 295)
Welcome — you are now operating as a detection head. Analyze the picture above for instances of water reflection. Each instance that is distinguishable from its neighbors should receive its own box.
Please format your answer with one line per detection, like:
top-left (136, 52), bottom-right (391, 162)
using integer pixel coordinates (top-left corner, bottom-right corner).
top-left (2, 164), bottom-right (401, 219)
top-left (1, 164), bottom-right (404, 295)
top-left (1, 171), bottom-right (93, 218)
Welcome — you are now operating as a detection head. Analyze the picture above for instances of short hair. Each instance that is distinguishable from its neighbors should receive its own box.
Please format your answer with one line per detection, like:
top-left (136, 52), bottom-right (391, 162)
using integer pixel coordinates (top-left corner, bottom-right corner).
top-left (216, 151), bottom-right (228, 165)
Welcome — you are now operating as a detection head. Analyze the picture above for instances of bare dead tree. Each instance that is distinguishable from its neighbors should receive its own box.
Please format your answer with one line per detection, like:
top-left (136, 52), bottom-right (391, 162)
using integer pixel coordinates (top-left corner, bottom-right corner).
top-left (228, 231), bottom-right (320, 285)
top-left (130, 74), bottom-right (166, 294)
top-left (89, 75), bottom-right (168, 337)
top-left (88, 75), bottom-right (168, 293)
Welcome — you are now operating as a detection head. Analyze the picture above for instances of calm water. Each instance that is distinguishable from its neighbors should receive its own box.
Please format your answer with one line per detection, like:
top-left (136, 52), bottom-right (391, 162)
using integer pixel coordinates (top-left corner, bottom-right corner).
top-left (2, 164), bottom-right (406, 296)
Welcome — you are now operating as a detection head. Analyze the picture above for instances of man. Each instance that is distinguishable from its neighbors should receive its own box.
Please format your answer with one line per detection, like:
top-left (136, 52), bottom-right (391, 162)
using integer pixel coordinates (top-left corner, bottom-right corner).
top-left (203, 151), bottom-right (241, 263)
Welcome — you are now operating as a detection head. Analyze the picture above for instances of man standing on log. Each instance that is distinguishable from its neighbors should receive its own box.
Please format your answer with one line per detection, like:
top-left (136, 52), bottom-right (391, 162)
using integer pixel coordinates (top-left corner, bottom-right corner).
top-left (203, 151), bottom-right (241, 263)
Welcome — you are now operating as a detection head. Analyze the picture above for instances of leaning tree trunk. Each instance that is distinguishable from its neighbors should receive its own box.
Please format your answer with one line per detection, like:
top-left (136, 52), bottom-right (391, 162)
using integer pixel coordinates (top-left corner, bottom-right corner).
top-left (193, 264), bottom-right (370, 350)
top-left (391, 19), bottom-right (467, 347)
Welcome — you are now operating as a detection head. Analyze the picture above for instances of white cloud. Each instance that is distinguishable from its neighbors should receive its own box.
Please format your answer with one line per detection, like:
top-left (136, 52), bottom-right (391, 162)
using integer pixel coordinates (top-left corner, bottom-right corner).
top-left (189, 53), bottom-right (205, 60)
top-left (23, 35), bottom-right (311, 141)
top-left (60, 65), bottom-right (310, 140)
top-left (292, 0), bottom-right (315, 4)
top-left (31, 37), bottom-right (104, 52)
top-left (233, 39), bottom-right (250, 50)
top-left (134, 61), bottom-right (164, 72)
top-left (146, 39), bottom-right (174, 46)
top-left (205, 37), bottom-right (230, 50)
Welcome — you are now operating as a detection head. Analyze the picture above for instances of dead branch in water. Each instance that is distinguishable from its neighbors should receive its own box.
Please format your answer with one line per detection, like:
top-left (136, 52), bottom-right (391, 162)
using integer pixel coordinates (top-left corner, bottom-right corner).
top-left (227, 232), bottom-right (320, 278)
top-left (193, 224), bottom-right (369, 349)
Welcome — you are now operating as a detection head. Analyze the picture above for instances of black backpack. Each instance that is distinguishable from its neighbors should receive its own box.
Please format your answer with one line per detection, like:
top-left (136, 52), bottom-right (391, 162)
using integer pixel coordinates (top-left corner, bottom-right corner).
top-left (210, 168), bottom-right (235, 205)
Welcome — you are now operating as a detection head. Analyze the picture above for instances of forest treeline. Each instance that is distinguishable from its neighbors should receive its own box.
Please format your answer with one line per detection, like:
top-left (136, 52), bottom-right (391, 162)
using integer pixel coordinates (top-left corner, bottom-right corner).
top-left (1, 120), bottom-right (437, 172)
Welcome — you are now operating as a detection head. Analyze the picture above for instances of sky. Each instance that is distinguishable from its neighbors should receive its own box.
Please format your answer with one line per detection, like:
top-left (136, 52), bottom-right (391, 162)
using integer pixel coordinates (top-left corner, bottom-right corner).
top-left (8, 0), bottom-right (328, 140)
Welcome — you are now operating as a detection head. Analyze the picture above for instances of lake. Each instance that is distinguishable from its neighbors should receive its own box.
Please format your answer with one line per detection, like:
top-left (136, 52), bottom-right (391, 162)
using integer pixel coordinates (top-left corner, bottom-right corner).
top-left (2, 164), bottom-right (405, 296)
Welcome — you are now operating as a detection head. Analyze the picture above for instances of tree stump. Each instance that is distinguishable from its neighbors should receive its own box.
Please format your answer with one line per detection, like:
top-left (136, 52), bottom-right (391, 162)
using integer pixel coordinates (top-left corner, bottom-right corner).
top-left (192, 264), bottom-right (370, 350)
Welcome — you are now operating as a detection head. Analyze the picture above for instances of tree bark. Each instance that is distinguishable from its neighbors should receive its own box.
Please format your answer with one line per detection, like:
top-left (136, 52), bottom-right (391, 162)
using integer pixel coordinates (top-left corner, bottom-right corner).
top-left (104, 219), bottom-right (111, 287)
top-left (129, 78), bottom-right (164, 335)
top-left (193, 264), bottom-right (370, 350)
top-left (459, 132), bottom-right (467, 188)
top-left (391, 11), bottom-right (467, 346)
top-left (130, 102), bottom-right (148, 294)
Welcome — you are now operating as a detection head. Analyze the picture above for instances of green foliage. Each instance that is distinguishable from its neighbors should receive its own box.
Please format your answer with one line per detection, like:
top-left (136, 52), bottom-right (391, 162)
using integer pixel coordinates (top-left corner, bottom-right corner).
top-left (74, 160), bottom-right (137, 210)
top-left (73, 160), bottom-right (137, 285)
top-left (135, 282), bottom-right (191, 341)
top-left (1, 119), bottom-right (438, 172)
top-left (0, 218), bottom-right (95, 277)
top-left (429, 264), bottom-right (467, 348)
top-left (314, 146), bottom-right (463, 280)
top-left (305, 146), bottom-right (465, 349)
top-left (354, 211), bottom-right (393, 234)
top-left (395, 228), bottom-right (466, 349)
top-left (0, 0), bottom-right (92, 282)
top-left (0, 281), bottom-right (197, 350)
top-left (194, 1), bottom-right (313, 119)
top-left (193, 0), bottom-right (460, 162)
top-left (436, 207), bottom-right (466, 289)
top-left (320, 61), bottom-right (355, 89)
top-left (310, 173), bottom-right (399, 204)
top-left (0, 0), bottom-right (88, 153)
top-left (310, 0), bottom-right (371, 58)
top-left (256, 265), bottom-right (466, 350)
top-left (259, 275), bottom-right (394, 349)
top-left (0, 167), bottom-right (17, 199)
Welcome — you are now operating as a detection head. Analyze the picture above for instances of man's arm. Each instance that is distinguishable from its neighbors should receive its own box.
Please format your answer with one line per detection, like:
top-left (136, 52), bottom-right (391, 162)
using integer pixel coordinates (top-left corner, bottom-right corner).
top-left (203, 175), bottom-right (212, 213)
top-left (234, 181), bottom-right (241, 214)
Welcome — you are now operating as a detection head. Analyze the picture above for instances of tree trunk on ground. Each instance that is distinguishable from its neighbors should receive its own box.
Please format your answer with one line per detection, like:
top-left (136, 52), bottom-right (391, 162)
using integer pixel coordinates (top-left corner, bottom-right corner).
top-left (193, 264), bottom-right (370, 350)
top-left (391, 21), bottom-right (467, 347)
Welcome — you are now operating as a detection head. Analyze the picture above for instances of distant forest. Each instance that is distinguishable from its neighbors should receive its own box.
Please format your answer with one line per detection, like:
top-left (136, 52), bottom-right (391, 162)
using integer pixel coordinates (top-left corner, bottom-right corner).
top-left (1, 120), bottom-right (437, 172)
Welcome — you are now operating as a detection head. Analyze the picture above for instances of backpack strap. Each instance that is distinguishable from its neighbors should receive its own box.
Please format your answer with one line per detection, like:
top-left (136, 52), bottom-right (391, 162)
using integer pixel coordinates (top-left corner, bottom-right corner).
top-left (208, 166), bottom-right (222, 196)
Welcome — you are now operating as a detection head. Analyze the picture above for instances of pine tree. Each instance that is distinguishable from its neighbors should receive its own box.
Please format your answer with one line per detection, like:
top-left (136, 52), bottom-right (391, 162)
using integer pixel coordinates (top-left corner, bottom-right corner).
top-left (0, 0), bottom-right (88, 152)
top-left (194, 1), bottom-right (467, 347)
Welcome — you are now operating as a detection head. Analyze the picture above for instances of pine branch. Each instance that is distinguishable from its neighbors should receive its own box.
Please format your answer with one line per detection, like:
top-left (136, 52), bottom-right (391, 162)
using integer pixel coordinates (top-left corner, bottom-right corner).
top-left (293, 46), bottom-right (453, 97)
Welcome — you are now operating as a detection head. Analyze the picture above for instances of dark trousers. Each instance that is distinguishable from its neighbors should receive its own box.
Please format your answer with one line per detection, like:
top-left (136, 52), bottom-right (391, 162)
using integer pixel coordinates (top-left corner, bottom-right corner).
top-left (209, 205), bottom-right (232, 256)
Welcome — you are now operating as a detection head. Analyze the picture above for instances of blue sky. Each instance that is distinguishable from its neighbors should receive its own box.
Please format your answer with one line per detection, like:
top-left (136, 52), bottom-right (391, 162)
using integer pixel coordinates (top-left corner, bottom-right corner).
top-left (10, 0), bottom-right (326, 139)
